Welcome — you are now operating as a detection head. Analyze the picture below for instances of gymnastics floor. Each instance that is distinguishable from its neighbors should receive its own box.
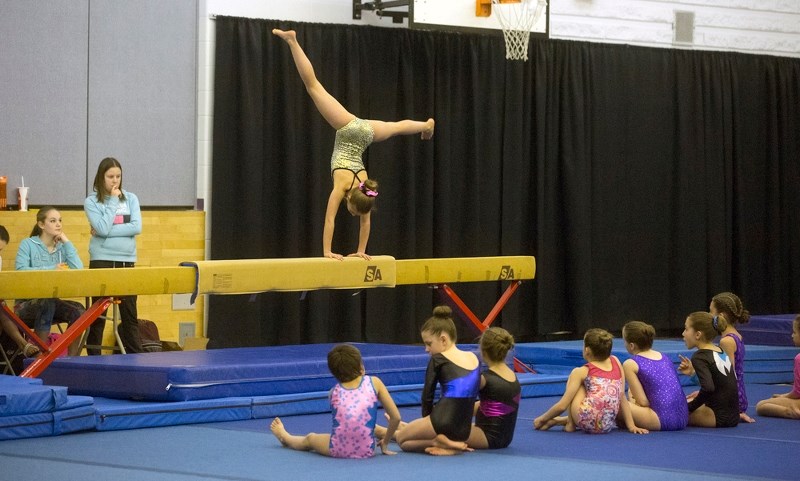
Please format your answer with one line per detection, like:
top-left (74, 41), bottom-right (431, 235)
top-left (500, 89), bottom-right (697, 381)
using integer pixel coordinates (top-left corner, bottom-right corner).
top-left (0, 382), bottom-right (794, 481)
top-left (7, 339), bottom-right (794, 437)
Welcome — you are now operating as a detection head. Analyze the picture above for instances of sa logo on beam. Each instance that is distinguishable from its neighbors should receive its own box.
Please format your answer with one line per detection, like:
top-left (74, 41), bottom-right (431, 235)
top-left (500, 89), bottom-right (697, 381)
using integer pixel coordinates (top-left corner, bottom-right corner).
top-left (364, 266), bottom-right (382, 282)
top-left (499, 265), bottom-right (514, 280)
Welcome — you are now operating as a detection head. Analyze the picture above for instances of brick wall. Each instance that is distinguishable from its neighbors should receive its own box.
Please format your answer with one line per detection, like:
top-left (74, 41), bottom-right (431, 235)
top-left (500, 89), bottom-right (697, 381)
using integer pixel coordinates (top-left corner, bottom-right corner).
top-left (0, 209), bottom-right (205, 346)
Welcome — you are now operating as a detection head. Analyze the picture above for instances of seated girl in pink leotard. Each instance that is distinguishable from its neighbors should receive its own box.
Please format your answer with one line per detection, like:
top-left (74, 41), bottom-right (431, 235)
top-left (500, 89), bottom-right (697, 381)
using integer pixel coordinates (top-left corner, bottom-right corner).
top-left (534, 328), bottom-right (648, 435)
top-left (270, 344), bottom-right (401, 458)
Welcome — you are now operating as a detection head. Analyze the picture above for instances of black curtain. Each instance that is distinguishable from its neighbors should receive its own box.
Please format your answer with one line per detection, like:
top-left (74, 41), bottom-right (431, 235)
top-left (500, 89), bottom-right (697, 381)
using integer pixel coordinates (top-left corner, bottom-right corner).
top-left (209, 17), bottom-right (800, 348)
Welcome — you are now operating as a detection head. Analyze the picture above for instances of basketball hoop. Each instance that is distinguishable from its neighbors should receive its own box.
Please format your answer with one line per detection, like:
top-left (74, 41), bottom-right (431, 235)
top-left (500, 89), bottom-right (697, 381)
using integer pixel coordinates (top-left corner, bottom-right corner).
top-left (491, 0), bottom-right (547, 61)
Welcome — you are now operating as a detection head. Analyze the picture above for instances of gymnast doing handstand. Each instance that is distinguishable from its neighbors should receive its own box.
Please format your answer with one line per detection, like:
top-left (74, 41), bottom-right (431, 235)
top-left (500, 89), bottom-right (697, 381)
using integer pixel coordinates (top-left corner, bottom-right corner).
top-left (273, 29), bottom-right (435, 261)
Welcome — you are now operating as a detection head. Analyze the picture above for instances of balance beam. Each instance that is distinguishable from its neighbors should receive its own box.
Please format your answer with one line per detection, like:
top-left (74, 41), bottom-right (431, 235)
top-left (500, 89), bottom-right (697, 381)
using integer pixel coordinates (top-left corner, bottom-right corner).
top-left (0, 266), bottom-right (196, 299)
top-left (180, 256), bottom-right (397, 302)
top-left (399, 256), bottom-right (536, 371)
top-left (396, 256), bottom-right (535, 284)
top-left (0, 256), bottom-right (534, 301)
top-left (0, 266), bottom-right (196, 378)
top-left (1, 255), bottom-right (535, 378)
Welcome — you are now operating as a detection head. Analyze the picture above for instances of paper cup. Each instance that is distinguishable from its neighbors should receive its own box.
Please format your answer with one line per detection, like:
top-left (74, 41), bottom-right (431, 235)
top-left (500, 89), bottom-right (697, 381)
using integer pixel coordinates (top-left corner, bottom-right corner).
top-left (18, 186), bottom-right (28, 211)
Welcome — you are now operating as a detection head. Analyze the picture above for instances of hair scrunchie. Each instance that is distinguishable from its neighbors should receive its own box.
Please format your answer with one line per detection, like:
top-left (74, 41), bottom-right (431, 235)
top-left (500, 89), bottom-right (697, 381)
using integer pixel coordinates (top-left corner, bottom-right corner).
top-left (359, 182), bottom-right (378, 197)
top-left (712, 315), bottom-right (719, 331)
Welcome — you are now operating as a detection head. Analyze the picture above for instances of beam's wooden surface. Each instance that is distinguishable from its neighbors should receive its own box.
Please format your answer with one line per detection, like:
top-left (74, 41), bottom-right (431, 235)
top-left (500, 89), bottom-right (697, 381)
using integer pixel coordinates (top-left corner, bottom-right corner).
top-left (180, 256), bottom-right (397, 294)
top-left (396, 256), bottom-right (535, 285)
top-left (0, 256), bottom-right (535, 300)
top-left (0, 266), bottom-right (196, 299)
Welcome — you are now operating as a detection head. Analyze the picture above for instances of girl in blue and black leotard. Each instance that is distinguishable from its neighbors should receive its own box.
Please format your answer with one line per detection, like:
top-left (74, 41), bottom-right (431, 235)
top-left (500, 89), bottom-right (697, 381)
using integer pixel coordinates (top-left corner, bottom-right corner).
top-left (395, 305), bottom-right (480, 453)
top-left (427, 327), bottom-right (521, 455)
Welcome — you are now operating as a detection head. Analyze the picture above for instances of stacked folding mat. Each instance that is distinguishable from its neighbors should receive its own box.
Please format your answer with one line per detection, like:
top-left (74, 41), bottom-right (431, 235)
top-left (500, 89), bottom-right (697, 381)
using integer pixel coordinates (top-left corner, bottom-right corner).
top-left (0, 375), bottom-right (95, 440)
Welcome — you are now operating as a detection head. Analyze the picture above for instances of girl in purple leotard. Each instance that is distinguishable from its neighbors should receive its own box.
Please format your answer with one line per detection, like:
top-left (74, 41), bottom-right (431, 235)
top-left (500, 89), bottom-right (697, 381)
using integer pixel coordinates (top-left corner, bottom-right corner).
top-left (622, 321), bottom-right (689, 431)
top-left (710, 292), bottom-right (754, 423)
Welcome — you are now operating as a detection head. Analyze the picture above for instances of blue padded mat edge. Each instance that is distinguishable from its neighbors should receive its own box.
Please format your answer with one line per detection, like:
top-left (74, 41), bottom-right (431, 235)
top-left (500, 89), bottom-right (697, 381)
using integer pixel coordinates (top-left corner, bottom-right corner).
top-left (36, 343), bottom-right (433, 401)
top-left (515, 339), bottom-right (797, 384)
top-left (739, 314), bottom-right (797, 346)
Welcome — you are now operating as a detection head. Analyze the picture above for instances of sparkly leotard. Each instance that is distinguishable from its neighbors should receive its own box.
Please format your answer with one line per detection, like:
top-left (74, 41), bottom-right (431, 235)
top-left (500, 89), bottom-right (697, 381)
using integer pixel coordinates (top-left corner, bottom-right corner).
top-left (328, 375), bottom-right (379, 459)
top-left (422, 353), bottom-right (481, 442)
top-left (330, 117), bottom-right (374, 175)
top-left (475, 370), bottom-right (521, 448)
top-left (791, 353), bottom-right (800, 398)
top-left (631, 354), bottom-right (688, 431)
top-left (576, 357), bottom-right (623, 434)
top-left (723, 333), bottom-right (748, 413)
top-left (687, 349), bottom-right (739, 427)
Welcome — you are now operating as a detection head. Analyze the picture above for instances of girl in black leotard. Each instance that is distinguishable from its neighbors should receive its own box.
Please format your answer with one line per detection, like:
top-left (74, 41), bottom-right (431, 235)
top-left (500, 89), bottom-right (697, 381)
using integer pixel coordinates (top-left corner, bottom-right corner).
top-left (426, 327), bottom-right (521, 455)
top-left (394, 306), bottom-right (480, 453)
top-left (678, 312), bottom-right (739, 428)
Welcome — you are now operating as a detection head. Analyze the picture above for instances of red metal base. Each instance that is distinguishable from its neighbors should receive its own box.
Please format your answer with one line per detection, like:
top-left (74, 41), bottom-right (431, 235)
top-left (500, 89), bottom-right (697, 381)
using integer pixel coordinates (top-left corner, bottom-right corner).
top-left (437, 281), bottom-right (535, 373)
top-left (2, 297), bottom-right (114, 378)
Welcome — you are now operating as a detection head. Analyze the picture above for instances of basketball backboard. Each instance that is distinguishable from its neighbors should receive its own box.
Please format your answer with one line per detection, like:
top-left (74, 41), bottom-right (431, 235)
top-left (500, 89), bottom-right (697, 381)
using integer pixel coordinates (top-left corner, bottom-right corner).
top-left (410, 0), bottom-right (549, 37)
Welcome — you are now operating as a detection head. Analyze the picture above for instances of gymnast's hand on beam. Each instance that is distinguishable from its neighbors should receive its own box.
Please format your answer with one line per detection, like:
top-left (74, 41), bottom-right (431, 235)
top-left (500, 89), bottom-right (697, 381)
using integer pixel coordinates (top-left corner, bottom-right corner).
top-left (347, 252), bottom-right (372, 261)
top-left (324, 251), bottom-right (344, 261)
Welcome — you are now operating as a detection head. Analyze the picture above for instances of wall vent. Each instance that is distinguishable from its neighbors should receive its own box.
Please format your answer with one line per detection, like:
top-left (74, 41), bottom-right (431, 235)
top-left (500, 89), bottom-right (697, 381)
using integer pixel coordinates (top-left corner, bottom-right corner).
top-left (673, 10), bottom-right (695, 45)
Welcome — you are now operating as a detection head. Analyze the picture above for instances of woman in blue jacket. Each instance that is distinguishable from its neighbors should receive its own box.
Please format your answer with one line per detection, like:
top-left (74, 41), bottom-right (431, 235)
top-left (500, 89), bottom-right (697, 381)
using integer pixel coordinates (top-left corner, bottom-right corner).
top-left (15, 207), bottom-right (84, 356)
top-left (84, 157), bottom-right (143, 354)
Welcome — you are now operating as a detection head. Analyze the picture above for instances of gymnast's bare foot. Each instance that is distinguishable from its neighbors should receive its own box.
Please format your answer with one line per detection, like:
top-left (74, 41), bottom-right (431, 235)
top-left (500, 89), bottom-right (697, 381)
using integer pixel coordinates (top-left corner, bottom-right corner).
top-left (535, 416), bottom-right (566, 431)
top-left (425, 446), bottom-right (464, 456)
top-left (421, 118), bottom-right (435, 140)
top-left (273, 29), bottom-right (296, 43)
top-left (431, 434), bottom-right (473, 452)
top-left (270, 417), bottom-right (289, 446)
top-left (740, 412), bottom-right (756, 423)
top-left (563, 416), bottom-right (576, 432)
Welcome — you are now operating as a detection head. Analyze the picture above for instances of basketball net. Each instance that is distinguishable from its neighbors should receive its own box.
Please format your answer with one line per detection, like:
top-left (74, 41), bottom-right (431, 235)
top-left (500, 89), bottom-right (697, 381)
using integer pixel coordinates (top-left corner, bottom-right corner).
top-left (492, 0), bottom-right (547, 61)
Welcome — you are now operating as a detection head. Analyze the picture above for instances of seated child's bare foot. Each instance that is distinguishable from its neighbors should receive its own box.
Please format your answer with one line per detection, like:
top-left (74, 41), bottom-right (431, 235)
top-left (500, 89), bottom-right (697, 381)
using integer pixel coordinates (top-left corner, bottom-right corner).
top-left (536, 416), bottom-right (567, 431)
top-left (432, 434), bottom-right (473, 452)
top-left (789, 406), bottom-right (800, 419)
top-left (739, 412), bottom-right (755, 423)
top-left (270, 417), bottom-right (289, 446)
top-left (421, 118), bottom-right (435, 140)
top-left (425, 446), bottom-right (464, 456)
top-left (272, 29), bottom-right (296, 43)
top-left (563, 416), bottom-right (576, 433)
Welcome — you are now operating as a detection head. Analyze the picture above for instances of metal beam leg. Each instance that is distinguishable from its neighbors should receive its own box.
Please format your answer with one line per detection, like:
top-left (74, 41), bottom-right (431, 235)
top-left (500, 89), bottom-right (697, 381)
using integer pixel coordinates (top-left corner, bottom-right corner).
top-left (437, 281), bottom-right (536, 373)
top-left (20, 297), bottom-right (113, 378)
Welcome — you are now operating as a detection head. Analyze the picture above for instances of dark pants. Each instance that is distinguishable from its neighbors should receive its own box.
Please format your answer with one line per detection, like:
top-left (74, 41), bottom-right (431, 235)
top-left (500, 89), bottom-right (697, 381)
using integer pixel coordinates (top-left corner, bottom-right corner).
top-left (16, 298), bottom-right (85, 333)
top-left (87, 260), bottom-right (143, 354)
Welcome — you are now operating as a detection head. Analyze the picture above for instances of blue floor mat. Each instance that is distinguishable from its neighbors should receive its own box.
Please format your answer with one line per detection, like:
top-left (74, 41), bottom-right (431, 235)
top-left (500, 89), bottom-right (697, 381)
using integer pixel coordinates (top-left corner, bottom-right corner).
top-left (0, 384), bottom-right (794, 480)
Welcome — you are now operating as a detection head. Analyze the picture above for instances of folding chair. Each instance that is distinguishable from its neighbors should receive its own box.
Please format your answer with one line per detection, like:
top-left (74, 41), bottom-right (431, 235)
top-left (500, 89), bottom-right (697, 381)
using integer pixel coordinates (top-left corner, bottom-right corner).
top-left (0, 329), bottom-right (23, 375)
top-left (79, 297), bottom-right (126, 354)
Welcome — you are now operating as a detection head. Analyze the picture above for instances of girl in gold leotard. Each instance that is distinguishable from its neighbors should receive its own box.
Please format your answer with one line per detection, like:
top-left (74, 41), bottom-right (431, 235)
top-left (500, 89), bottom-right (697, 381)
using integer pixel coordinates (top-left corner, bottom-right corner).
top-left (274, 29), bottom-right (435, 260)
